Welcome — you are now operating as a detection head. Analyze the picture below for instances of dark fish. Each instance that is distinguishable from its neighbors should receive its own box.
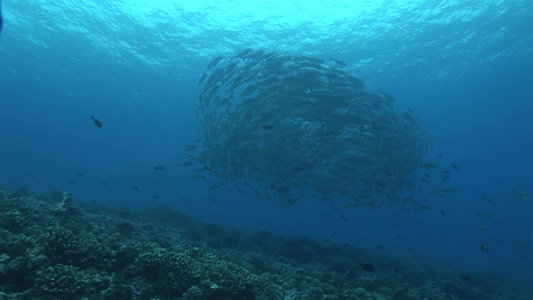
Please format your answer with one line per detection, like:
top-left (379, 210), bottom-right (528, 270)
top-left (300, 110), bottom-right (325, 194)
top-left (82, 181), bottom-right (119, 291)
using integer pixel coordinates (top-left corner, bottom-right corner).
top-left (451, 163), bottom-right (460, 172)
top-left (154, 165), bottom-right (165, 170)
top-left (198, 73), bottom-right (207, 85)
top-left (481, 196), bottom-right (493, 202)
top-left (207, 55), bottom-right (225, 69)
top-left (207, 84), bottom-right (221, 98)
top-left (234, 48), bottom-right (253, 59)
top-left (91, 115), bottom-right (102, 128)
top-left (292, 166), bottom-right (304, 172)
top-left (359, 263), bottom-right (375, 272)
top-left (329, 56), bottom-right (347, 66)
top-left (440, 209), bottom-right (446, 216)
top-left (262, 124), bottom-right (275, 130)
top-left (68, 181), bottom-right (75, 185)
top-left (423, 163), bottom-right (437, 170)
top-left (203, 68), bottom-right (224, 90)
top-left (247, 49), bottom-right (266, 60)
top-left (460, 274), bottom-right (471, 281)
top-left (132, 186), bottom-right (140, 191)
top-left (76, 173), bottom-right (84, 177)
top-left (100, 182), bottom-right (107, 186)
top-left (380, 90), bottom-right (395, 103)
top-left (241, 83), bottom-right (258, 97)
top-left (480, 242), bottom-right (489, 253)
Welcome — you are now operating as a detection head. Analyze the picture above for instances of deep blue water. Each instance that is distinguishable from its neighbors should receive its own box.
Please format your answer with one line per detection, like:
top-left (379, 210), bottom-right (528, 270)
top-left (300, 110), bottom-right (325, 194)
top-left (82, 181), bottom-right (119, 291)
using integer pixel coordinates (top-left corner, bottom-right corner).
top-left (1, 0), bottom-right (532, 285)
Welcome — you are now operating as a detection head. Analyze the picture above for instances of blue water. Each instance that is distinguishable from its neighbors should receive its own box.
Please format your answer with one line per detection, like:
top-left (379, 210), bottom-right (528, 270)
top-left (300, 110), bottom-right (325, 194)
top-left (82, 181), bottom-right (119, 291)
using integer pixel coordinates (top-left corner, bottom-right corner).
top-left (1, 0), bottom-right (532, 285)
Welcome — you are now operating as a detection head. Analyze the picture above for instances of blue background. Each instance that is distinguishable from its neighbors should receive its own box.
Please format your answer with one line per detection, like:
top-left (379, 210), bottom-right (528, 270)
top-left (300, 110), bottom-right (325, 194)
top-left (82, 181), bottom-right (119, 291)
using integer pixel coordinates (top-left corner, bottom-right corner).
top-left (1, 0), bottom-right (532, 285)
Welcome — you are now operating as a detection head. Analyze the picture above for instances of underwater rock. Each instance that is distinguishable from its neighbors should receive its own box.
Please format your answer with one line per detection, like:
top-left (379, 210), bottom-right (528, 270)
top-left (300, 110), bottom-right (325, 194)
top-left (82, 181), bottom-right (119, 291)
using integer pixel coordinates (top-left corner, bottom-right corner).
top-left (0, 186), bottom-right (531, 299)
top-left (51, 192), bottom-right (81, 217)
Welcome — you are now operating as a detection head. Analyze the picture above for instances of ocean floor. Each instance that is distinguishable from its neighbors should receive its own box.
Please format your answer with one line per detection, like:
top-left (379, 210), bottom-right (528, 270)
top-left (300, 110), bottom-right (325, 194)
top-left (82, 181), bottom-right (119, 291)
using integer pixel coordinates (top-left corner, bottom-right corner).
top-left (0, 186), bottom-right (531, 300)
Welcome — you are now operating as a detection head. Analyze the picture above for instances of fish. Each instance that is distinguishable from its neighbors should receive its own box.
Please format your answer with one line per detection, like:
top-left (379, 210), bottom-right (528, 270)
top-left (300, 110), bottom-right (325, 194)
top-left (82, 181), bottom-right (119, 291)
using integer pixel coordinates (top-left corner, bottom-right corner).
top-left (262, 124), bottom-right (275, 130)
top-left (207, 56), bottom-right (225, 69)
top-left (91, 115), bottom-right (102, 128)
top-left (441, 186), bottom-right (457, 193)
top-left (329, 56), bottom-right (347, 66)
top-left (492, 237), bottom-right (502, 243)
top-left (480, 242), bottom-right (489, 253)
top-left (198, 73), bottom-right (207, 85)
top-left (513, 190), bottom-right (527, 202)
top-left (481, 196), bottom-right (494, 202)
top-left (451, 163), bottom-right (460, 172)
top-left (240, 83), bottom-right (258, 98)
top-left (233, 48), bottom-right (253, 59)
top-left (358, 262), bottom-right (375, 272)
top-left (422, 163), bottom-right (437, 170)
top-left (440, 209), bottom-right (446, 216)
top-left (132, 186), bottom-right (140, 191)
top-left (460, 274), bottom-right (471, 281)
top-left (154, 165), bottom-right (165, 170)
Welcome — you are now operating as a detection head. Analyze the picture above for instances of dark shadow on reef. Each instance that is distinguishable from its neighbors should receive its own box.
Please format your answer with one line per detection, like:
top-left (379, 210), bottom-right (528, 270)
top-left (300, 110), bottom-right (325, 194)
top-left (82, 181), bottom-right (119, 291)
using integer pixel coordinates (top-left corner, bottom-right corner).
top-left (0, 186), bottom-right (531, 299)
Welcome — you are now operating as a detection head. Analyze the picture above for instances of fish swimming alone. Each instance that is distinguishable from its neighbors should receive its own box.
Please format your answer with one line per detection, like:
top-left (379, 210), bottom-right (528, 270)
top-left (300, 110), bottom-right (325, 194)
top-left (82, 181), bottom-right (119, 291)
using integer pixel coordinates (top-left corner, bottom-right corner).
top-left (480, 242), bottom-right (489, 253)
top-left (358, 262), bottom-right (375, 272)
top-left (91, 116), bottom-right (102, 128)
top-left (451, 163), bottom-right (460, 172)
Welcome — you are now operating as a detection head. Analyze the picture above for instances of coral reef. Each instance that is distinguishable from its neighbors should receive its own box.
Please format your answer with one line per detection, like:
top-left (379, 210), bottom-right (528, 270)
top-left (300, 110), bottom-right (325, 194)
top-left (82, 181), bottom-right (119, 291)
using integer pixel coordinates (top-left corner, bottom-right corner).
top-left (0, 186), bottom-right (531, 299)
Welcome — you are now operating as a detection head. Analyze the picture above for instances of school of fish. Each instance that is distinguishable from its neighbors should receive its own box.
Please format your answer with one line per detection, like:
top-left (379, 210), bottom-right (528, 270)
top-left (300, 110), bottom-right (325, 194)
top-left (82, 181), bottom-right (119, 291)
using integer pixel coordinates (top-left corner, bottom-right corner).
top-left (196, 49), bottom-right (432, 207)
